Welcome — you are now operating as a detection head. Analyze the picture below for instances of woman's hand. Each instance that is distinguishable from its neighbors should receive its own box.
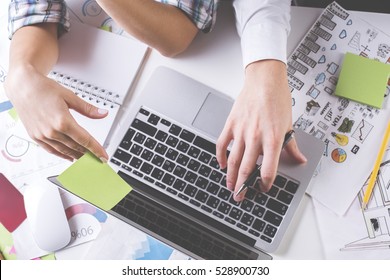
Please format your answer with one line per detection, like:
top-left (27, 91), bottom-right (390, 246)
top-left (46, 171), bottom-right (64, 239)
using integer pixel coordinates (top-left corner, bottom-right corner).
top-left (5, 66), bottom-right (109, 161)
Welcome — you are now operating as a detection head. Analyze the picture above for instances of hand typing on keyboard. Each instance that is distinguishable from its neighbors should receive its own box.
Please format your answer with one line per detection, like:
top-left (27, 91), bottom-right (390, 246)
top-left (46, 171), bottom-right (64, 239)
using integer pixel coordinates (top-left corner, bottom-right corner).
top-left (215, 61), bottom-right (307, 201)
top-left (111, 107), bottom-right (304, 246)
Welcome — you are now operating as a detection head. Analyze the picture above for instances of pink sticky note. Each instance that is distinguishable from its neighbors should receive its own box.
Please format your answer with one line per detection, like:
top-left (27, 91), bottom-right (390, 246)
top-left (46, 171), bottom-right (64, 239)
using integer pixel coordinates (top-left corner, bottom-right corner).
top-left (0, 173), bottom-right (27, 232)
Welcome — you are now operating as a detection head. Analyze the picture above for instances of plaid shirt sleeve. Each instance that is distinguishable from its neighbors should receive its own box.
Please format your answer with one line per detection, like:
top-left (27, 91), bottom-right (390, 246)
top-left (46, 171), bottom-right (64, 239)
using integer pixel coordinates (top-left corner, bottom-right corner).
top-left (157, 0), bottom-right (219, 32)
top-left (8, 0), bottom-right (70, 39)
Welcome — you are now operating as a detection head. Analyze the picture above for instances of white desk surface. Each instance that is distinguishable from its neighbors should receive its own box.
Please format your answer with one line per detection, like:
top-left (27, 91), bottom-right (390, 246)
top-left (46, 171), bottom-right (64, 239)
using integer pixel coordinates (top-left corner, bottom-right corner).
top-left (1, 2), bottom-right (388, 260)
top-left (107, 4), bottom-right (390, 260)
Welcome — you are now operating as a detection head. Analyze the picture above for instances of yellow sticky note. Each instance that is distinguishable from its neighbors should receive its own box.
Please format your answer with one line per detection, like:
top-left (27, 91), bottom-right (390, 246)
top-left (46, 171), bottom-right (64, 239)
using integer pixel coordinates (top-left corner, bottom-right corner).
top-left (58, 152), bottom-right (132, 211)
top-left (335, 52), bottom-right (390, 108)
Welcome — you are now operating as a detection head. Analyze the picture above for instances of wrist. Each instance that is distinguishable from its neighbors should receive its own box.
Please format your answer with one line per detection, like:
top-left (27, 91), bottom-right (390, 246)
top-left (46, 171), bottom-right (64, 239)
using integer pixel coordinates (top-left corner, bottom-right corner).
top-left (5, 64), bottom-right (40, 99)
top-left (244, 59), bottom-right (289, 93)
top-left (245, 59), bottom-right (286, 79)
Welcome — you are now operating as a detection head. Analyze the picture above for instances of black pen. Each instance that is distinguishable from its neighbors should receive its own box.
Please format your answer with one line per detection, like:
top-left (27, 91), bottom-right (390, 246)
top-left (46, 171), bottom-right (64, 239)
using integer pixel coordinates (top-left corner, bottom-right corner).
top-left (235, 130), bottom-right (295, 196)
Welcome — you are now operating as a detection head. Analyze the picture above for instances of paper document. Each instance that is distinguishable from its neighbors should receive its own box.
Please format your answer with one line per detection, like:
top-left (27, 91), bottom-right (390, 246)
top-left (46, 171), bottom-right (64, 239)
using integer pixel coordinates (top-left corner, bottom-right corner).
top-left (288, 2), bottom-right (390, 215)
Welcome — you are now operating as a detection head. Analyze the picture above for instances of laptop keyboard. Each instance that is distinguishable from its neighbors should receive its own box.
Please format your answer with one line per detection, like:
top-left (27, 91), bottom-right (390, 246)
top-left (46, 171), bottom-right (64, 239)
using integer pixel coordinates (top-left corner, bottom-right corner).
top-left (110, 107), bottom-right (300, 249)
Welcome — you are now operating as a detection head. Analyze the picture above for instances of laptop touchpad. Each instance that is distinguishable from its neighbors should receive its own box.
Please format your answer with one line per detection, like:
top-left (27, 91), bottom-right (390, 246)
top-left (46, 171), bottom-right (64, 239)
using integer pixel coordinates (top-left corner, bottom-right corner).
top-left (192, 92), bottom-right (233, 139)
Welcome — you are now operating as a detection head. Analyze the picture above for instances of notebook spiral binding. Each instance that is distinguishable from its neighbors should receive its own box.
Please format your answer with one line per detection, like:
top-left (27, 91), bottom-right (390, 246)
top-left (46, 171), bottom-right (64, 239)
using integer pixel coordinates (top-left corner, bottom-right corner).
top-left (49, 71), bottom-right (120, 109)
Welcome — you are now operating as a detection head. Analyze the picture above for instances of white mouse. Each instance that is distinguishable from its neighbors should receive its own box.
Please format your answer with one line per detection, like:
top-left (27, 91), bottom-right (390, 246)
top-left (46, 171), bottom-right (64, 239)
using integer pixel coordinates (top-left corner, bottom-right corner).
top-left (23, 181), bottom-right (71, 252)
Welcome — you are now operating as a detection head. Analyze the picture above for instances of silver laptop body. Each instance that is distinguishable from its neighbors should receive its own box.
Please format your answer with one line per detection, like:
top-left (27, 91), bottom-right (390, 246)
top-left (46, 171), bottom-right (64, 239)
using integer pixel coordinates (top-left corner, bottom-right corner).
top-left (106, 66), bottom-right (324, 256)
top-left (51, 66), bottom-right (324, 259)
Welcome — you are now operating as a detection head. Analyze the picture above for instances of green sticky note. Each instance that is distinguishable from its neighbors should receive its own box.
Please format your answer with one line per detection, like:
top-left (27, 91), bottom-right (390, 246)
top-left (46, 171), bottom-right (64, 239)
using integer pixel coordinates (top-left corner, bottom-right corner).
top-left (335, 52), bottom-right (390, 108)
top-left (57, 152), bottom-right (132, 211)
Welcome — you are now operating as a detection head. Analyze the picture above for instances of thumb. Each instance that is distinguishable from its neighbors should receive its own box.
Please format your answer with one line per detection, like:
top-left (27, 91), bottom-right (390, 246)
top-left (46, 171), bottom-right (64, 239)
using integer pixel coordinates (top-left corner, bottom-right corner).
top-left (66, 94), bottom-right (108, 119)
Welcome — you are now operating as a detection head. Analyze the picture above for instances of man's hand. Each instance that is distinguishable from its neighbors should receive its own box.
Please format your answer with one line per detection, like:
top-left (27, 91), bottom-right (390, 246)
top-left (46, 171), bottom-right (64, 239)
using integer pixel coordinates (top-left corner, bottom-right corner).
top-left (216, 60), bottom-right (306, 201)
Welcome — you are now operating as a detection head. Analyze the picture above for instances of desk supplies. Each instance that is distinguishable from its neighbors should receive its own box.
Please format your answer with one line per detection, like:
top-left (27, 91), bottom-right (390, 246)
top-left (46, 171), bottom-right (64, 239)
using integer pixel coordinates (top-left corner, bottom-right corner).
top-left (51, 20), bottom-right (148, 145)
top-left (235, 130), bottom-right (295, 196)
top-left (335, 52), bottom-right (390, 108)
top-left (23, 182), bottom-right (71, 252)
top-left (361, 121), bottom-right (390, 209)
top-left (57, 152), bottom-right (132, 211)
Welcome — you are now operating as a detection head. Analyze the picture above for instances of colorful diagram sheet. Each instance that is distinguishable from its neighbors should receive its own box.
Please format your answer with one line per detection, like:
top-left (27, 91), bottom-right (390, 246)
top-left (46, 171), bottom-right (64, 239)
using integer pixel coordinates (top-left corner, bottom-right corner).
top-left (288, 2), bottom-right (390, 215)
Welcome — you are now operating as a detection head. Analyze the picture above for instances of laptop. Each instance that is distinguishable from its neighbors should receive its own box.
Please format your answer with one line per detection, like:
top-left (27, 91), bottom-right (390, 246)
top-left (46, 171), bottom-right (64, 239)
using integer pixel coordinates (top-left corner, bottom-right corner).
top-left (50, 66), bottom-right (324, 259)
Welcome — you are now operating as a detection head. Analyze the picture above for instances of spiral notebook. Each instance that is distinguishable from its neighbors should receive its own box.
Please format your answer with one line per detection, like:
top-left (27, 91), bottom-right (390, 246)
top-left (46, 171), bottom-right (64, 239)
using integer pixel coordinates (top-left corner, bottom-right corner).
top-left (48, 20), bottom-right (148, 145)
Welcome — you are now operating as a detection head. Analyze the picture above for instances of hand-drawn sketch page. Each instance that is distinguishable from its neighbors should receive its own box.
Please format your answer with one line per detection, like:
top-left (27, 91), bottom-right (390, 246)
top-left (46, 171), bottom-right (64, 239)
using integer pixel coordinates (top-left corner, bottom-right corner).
top-left (288, 2), bottom-right (390, 215)
top-left (313, 146), bottom-right (390, 259)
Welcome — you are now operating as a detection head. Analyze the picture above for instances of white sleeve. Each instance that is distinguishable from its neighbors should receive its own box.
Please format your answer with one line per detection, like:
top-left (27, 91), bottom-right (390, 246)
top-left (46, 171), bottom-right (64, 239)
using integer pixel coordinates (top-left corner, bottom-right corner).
top-left (233, 0), bottom-right (291, 68)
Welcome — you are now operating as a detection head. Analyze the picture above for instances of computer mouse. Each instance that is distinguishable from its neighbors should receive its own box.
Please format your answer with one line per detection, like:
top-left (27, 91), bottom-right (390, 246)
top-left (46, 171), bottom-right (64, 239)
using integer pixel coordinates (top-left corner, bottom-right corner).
top-left (23, 181), bottom-right (71, 252)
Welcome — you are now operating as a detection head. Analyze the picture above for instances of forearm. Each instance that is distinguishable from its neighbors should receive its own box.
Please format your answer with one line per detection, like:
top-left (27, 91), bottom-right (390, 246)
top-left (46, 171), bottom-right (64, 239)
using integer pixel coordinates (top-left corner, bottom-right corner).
top-left (8, 23), bottom-right (59, 78)
top-left (96, 0), bottom-right (198, 57)
top-left (8, 0), bottom-right (68, 75)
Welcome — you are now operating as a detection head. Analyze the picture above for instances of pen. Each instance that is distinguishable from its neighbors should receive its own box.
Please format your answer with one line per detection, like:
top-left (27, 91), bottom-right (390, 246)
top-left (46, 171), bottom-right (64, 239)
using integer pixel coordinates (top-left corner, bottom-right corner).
top-left (235, 130), bottom-right (295, 196)
top-left (362, 121), bottom-right (390, 209)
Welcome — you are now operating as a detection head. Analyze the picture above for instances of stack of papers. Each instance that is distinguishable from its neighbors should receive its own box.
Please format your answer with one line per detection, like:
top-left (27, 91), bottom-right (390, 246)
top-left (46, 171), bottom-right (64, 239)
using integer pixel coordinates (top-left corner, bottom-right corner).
top-left (287, 1), bottom-right (390, 259)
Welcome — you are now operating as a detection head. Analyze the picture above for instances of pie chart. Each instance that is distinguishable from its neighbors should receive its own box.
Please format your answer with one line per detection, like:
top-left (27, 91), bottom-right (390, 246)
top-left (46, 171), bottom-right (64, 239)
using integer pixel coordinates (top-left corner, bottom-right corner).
top-left (331, 148), bottom-right (347, 163)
